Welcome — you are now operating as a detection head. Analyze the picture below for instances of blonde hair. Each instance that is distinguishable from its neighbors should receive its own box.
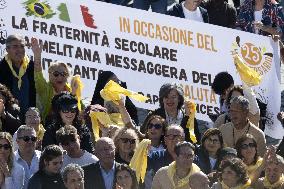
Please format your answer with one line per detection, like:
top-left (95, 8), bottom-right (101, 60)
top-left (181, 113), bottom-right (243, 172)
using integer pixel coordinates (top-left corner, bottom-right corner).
top-left (0, 132), bottom-right (14, 171)
top-left (48, 61), bottom-right (70, 77)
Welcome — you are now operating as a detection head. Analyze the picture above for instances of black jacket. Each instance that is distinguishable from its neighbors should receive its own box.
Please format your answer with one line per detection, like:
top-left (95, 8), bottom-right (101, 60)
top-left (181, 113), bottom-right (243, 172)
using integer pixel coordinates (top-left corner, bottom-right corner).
top-left (0, 104), bottom-right (22, 134)
top-left (0, 58), bottom-right (36, 109)
top-left (167, 3), bottom-right (209, 23)
top-left (83, 161), bottom-right (121, 189)
top-left (42, 122), bottom-right (94, 154)
top-left (27, 170), bottom-right (65, 189)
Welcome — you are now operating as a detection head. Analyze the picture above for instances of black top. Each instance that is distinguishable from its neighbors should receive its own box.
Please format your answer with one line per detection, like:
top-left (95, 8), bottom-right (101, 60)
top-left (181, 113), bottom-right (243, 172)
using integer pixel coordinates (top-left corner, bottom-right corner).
top-left (27, 170), bottom-right (65, 189)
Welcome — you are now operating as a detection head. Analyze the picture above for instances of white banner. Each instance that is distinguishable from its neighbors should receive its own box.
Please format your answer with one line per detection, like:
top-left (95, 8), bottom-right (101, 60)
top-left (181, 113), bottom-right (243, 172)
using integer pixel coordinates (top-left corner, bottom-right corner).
top-left (0, 0), bottom-right (283, 138)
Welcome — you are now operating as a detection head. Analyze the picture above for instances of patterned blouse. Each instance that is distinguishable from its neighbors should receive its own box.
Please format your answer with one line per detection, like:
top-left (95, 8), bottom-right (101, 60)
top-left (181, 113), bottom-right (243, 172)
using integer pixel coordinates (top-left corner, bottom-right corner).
top-left (236, 0), bottom-right (284, 35)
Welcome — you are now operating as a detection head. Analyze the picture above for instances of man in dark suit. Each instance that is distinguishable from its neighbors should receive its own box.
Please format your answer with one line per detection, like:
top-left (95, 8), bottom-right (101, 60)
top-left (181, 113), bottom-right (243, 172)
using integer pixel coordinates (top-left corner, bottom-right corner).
top-left (83, 137), bottom-right (120, 189)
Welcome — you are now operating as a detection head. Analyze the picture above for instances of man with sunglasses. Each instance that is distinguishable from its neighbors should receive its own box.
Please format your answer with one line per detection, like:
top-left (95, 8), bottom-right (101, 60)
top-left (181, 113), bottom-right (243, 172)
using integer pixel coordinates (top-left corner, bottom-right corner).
top-left (14, 125), bottom-right (41, 189)
top-left (0, 35), bottom-right (41, 120)
top-left (56, 125), bottom-right (98, 169)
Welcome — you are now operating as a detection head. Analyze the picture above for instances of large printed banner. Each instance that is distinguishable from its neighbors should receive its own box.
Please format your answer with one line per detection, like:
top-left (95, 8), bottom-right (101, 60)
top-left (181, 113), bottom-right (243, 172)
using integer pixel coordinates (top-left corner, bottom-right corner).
top-left (0, 0), bottom-right (283, 138)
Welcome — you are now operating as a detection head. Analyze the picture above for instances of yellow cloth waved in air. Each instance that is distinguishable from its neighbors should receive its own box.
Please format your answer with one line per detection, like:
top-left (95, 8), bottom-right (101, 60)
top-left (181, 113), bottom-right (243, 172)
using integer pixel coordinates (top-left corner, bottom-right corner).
top-left (263, 174), bottom-right (284, 189)
top-left (184, 98), bottom-right (197, 143)
top-left (5, 54), bottom-right (30, 89)
top-left (233, 55), bottom-right (261, 87)
top-left (100, 80), bottom-right (149, 104)
top-left (71, 75), bottom-right (84, 111)
top-left (36, 124), bottom-right (46, 140)
top-left (89, 111), bottom-right (124, 141)
top-left (220, 179), bottom-right (251, 189)
top-left (129, 139), bottom-right (151, 183)
top-left (247, 158), bottom-right (263, 179)
top-left (167, 161), bottom-right (200, 188)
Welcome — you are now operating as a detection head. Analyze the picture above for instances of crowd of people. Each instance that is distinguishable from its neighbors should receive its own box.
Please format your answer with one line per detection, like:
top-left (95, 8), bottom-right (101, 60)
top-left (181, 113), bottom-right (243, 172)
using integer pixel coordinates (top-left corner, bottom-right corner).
top-left (1, 0), bottom-right (284, 187)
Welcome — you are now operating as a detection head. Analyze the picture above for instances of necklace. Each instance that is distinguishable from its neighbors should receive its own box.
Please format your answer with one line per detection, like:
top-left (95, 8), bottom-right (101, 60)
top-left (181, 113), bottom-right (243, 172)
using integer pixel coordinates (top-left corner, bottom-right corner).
top-left (233, 124), bottom-right (250, 146)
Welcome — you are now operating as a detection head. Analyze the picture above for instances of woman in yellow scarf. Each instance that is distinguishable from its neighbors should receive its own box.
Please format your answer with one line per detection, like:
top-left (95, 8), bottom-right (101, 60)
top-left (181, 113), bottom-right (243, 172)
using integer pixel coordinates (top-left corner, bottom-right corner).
top-left (211, 158), bottom-right (252, 189)
top-left (235, 134), bottom-right (263, 181)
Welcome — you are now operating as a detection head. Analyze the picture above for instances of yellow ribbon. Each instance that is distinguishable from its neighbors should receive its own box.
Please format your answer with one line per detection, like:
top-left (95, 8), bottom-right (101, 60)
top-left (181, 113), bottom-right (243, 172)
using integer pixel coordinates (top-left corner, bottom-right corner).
top-left (185, 98), bottom-right (197, 143)
top-left (247, 158), bottom-right (263, 179)
top-left (71, 75), bottom-right (84, 111)
top-left (233, 54), bottom-right (261, 87)
top-left (89, 111), bottom-right (124, 141)
top-left (5, 54), bottom-right (29, 89)
top-left (220, 179), bottom-right (251, 189)
top-left (263, 174), bottom-right (284, 189)
top-left (167, 161), bottom-right (200, 188)
top-left (129, 139), bottom-right (151, 183)
top-left (100, 80), bottom-right (148, 105)
top-left (36, 124), bottom-right (46, 141)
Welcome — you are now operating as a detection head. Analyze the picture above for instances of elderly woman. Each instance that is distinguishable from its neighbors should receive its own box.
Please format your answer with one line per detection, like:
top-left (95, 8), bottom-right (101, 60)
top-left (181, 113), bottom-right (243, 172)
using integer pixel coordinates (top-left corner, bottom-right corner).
top-left (114, 164), bottom-right (138, 189)
top-left (0, 84), bottom-right (22, 134)
top-left (0, 132), bottom-right (24, 189)
top-left (236, 134), bottom-right (263, 181)
top-left (62, 164), bottom-right (84, 189)
top-left (144, 115), bottom-right (167, 154)
top-left (113, 128), bottom-right (139, 164)
top-left (212, 158), bottom-right (252, 189)
top-left (254, 154), bottom-right (284, 188)
top-left (42, 92), bottom-right (94, 153)
top-left (141, 83), bottom-right (200, 143)
top-left (194, 128), bottom-right (224, 174)
top-left (28, 145), bottom-right (65, 189)
top-left (214, 85), bottom-right (260, 128)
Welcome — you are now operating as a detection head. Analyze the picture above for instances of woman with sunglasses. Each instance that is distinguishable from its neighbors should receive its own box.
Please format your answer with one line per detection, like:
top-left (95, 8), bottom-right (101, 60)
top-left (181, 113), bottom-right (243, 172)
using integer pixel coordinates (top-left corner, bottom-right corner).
top-left (144, 115), bottom-right (166, 154)
top-left (42, 92), bottom-right (94, 154)
top-left (0, 84), bottom-right (22, 135)
top-left (0, 132), bottom-right (24, 189)
top-left (34, 60), bottom-right (80, 125)
top-left (28, 144), bottom-right (65, 189)
top-left (114, 164), bottom-right (138, 189)
top-left (113, 127), bottom-right (138, 164)
top-left (236, 134), bottom-right (264, 182)
top-left (194, 128), bottom-right (224, 175)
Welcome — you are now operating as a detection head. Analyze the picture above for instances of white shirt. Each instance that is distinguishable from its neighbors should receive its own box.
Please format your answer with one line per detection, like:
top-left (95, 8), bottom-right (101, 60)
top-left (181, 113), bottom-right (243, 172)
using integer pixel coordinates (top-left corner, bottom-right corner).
top-left (62, 150), bottom-right (98, 168)
top-left (254, 9), bottom-right (263, 22)
top-left (182, 2), bottom-right (204, 22)
top-left (14, 150), bottom-right (41, 189)
top-left (2, 162), bottom-right (25, 189)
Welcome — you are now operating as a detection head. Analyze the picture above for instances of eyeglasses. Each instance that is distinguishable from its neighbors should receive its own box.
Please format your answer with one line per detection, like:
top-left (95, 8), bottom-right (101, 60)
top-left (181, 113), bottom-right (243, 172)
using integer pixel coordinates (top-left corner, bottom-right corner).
top-left (165, 134), bottom-right (183, 140)
top-left (53, 71), bottom-right (68, 77)
top-left (148, 123), bottom-right (162, 130)
top-left (206, 138), bottom-right (220, 144)
top-left (241, 143), bottom-right (256, 150)
top-left (18, 136), bottom-right (37, 142)
top-left (61, 107), bottom-right (77, 113)
top-left (120, 138), bottom-right (136, 144)
top-left (0, 144), bottom-right (11, 150)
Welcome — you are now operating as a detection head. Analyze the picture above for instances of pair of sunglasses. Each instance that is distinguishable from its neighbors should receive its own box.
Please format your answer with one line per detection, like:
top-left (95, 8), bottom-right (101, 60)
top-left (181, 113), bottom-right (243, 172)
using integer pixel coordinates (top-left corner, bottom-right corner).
top-left (120, 138), bottom-right (136, 144)
top-left (53, 71), bottom-right (68, 77)
top-left (241, 143), bottom-right (256, 150)
top-left (0, 144), bottom-right (11, 150)
top-left (18, 136), bottom-right (37, 142)
top-left (61, 107), bottom-right (77, 113)
top-left (148, 123), bottom-right (162, 130)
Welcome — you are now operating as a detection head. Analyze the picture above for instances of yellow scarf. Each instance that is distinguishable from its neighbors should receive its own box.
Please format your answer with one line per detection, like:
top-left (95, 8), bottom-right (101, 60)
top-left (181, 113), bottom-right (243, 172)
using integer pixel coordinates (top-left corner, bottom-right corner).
top-left (100, 80), bottom-right (148, 104)
top-left (220, 179), bottom-right (251, 189)
top-left (5, 54), bottom-right (30, 89)
top-left (129, 139), bottom-right (151, 183)
top-left (36, 124), bottom-right (45, 140)
top-left (167, 161), bottom-right (200, 188)
top-left (89, 111), bottom-right (124, 141)
top-left (71, 75), bottom-right (84, 111)
top-left (247, 158), bottom-right (263, 179)
top-left (263, 174), bottom-right (284, 189)
top-left (184, 98), bottom-right (197, 143)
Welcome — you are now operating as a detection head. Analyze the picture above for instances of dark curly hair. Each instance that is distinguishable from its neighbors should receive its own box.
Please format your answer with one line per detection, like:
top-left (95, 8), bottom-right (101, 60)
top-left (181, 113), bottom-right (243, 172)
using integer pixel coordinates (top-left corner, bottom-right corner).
top-left (0, 84), bottom-right (18, 108)
top-left (201, 128), bottom-right (224, 149)
top-left (226, 86), bottom-right (244, 108)
top-left (212, 72), bottom-right (234, 95)
top-left (159, 83), bottom-right (184, 110)
top-left (39, 145), bottom-right (63, 171)
top-left (114, 164), bottom-right (138, 189)
top-left (219, 158), bottom-right (249, 185)
top-left (235, 134), bottom-right (258, 165)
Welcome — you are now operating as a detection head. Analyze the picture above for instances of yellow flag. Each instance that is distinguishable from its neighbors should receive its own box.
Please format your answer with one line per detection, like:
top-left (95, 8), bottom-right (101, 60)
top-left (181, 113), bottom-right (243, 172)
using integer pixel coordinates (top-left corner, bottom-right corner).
top-left (71, 75), bottom-right (84, 111)
top-left (100, 80), bottom-right (149, 104)
top-left (234, 55), bottom-right (261, 87)
top-left (184, 97), bottom-right (197, 143)
top-left (129, 139), bottom-right (151, 183)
